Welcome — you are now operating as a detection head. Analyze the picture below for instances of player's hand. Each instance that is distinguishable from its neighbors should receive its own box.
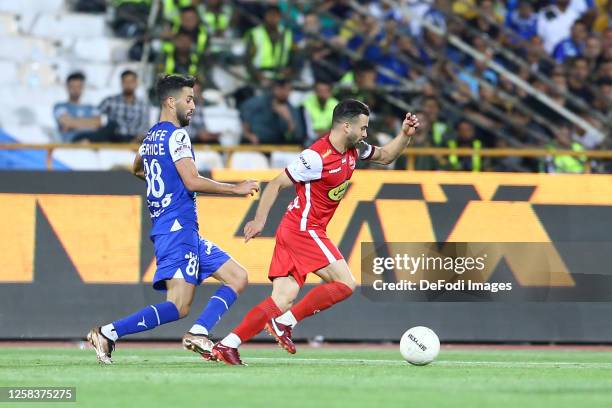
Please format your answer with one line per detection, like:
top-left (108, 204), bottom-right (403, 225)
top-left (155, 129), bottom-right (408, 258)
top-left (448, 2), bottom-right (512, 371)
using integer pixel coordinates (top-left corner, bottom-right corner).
top-left (244, 219), bottom-right (264, 243)
top-left (233, 180), bottom-right (259, 196)
top-left (401, 112), bottom-right (420, 138)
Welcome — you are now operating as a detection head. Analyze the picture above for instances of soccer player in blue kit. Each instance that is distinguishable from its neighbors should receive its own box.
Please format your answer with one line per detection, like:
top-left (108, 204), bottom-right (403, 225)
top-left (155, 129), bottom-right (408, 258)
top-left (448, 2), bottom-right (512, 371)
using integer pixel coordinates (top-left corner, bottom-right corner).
top-left (87, 74), bottom-right (259, 364)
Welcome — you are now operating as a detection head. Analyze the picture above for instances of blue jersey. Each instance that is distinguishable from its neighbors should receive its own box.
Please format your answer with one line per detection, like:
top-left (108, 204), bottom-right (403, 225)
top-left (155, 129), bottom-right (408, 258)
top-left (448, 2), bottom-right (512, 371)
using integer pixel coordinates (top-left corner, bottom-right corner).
top-left (138, 121), bottom-right (198, 236)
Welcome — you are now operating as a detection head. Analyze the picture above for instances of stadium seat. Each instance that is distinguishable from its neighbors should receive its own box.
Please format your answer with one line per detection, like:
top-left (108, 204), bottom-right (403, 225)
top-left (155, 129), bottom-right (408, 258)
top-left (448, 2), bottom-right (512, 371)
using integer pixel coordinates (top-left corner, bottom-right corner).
top-left (30, 13), bottom-right (107, 39)
top-left (56, 61), bottom-right (114, 90)
top-left (19, 62), bottom-right (60, 87)
top-left (52, 148), bottom-right (102, 170)
top-left (0, 36), bottom-right (58, 62)
top-left (202, 106), bottom-right (242, 146)
top-left (0, 61), bottom-right (19, 85)
top-left (72, 37), bottom-right (131, 63)
top-left (1, 124), bottom-right (52, 144)
top-left (0, 0), bottom-right (65, 15)
top-left (270, 151), bottom-right (299, 169)
top-left (229, 152), bottom-right (269, 169)
top-left (194, 150), bottom-right (224, 171)
top-left (98, 148), bottom-right (136, 171)
top-left (0, 13), bottom-right (19, 35)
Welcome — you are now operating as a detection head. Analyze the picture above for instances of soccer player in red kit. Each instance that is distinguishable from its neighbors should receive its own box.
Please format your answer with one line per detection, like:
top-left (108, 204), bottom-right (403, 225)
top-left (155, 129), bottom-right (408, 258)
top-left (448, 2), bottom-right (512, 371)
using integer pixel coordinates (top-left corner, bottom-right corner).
top-left (212, 99), bottom-right (419, 365)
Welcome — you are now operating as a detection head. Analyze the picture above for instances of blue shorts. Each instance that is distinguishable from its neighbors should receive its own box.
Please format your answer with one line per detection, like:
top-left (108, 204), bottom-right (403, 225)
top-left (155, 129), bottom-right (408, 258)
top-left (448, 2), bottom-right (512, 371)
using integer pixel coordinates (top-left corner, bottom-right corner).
top-left (151, 229), bottom-right (230, 291)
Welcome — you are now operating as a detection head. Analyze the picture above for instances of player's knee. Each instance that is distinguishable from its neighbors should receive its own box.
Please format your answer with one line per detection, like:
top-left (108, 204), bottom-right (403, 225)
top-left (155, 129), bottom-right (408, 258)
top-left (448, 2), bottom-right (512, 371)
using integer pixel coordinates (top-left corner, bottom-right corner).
top-left (168, 300), bottom-right (190, 319)
top-left (271, 294), bottom-right (293, 312)
top-left (226, 265), bottom-right (248, 294)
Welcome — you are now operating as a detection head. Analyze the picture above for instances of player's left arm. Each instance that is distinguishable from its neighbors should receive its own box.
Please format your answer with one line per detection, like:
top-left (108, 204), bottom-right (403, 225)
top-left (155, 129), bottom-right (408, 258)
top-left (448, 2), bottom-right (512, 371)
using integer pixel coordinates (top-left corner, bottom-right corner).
top-left (368, 113), bottom-right (419, 165)
top-left (132, 150), bottom-right (145, 180)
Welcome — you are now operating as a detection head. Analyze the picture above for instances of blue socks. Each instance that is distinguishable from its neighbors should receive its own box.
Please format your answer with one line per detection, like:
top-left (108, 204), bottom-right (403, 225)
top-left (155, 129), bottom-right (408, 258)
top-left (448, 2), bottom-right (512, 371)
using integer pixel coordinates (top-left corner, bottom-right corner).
top-left (191, 285), bottom-right (238, 335)
top-left (100, 286), bottom-right (238, 341)
top-left (103, 301), bottom-right (180, 341)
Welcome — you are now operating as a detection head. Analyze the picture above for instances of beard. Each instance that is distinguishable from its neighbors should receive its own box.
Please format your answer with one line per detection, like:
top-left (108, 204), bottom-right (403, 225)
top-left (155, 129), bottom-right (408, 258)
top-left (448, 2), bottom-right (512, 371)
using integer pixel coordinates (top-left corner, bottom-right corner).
top-left (177, 109), bottom-right (192, 127)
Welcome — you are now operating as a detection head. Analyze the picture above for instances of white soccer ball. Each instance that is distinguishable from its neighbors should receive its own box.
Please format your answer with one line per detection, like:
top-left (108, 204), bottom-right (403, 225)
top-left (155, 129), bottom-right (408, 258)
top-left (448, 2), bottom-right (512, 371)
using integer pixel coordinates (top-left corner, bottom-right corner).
top-left (400, 326), bottom-right (440, 365)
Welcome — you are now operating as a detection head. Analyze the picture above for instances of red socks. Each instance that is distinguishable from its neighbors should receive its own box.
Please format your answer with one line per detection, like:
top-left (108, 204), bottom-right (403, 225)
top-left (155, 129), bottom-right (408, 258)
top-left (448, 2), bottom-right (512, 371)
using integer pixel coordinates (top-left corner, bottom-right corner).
top-left (291, 281), bottom-right (353, 322)
top-left (234, 297), bottom-right (282, 342)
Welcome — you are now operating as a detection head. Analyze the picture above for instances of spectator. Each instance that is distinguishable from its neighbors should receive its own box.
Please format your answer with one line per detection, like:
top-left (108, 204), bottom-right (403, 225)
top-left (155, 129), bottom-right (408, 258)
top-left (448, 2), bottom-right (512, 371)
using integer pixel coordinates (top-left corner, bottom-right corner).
top-left (553, 19), bottom-right (588, 63)
top-left (567, 57), bottom-right (595, 106)
top-left (410, 111), bottom-right (440, 171)
top-left (240, 78), bottom-right (305, 145)
top-left (505, 1), bottom-right (538, 41)
top-left (160, 31), bottom-right (202, 79)
top-left (363, 17), bottom-right (411, 85)
top-left (422, 97), bottom-right (450, 147)
top-left (53, 72), bottom-right (102, 143)
top-left (447, 119), bottom-right (484, 172)
top-left (162, 0), bottom-right (192, 28)
top-left (186, 80), bottom-right (221, 143)
top-left (537, 0), bottom-right (583, 54)
top-left (583, 35), bottom-right (603, 69)
top-left (545, 125), bottom-right (586, 173)
top-left (77, 70), bottom-right (150, 143)
top-left (245, 6), bottom-right (295, 84)
top-left (303, 80), bottom-right (339, 141)
top-left (201, 0), bottom-right (232, 39)
top-left (300, 12), bottom-right (343, 83)
top-left (167, 6), bottom-right (208, 54)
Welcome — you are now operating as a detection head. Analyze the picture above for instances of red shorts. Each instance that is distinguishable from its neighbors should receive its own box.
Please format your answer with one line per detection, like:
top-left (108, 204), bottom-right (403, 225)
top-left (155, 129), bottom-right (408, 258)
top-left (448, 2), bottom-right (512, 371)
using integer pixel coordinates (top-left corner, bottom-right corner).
top-left (268, 225), bottom-right (344, 287)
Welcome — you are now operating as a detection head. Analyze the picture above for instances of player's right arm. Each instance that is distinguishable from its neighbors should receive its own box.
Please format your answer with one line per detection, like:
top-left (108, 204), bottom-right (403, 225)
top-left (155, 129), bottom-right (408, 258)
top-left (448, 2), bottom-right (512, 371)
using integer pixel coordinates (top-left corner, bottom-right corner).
top-left (175, 157), bottom-right (258, 196)
top-left (243, 171), bottom-right (293, 242)
top-left (244, 149), bottom-right (323, 242)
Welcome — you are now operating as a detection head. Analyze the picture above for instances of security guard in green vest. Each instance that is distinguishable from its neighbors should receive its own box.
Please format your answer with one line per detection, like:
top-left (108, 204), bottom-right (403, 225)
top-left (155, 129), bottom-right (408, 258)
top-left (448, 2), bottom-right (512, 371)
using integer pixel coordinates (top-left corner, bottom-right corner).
top-left (165, 6), bottom-right (208, 54)
top-left (545, 126), bottom-right (586, 173)
top-left (245, 6), bottom-right (294, 82)
top-left (161, 31), bottom-right (201, 78)
top-left (163, 0), bottom-right (191, 27)
top-left (303, 81), bottom-right (339, 137)
top-left (202, 0), bottom-right (231, 37)
top-left (448, 120), bottom-right (483, 172)
top-left (423, 97), bottom-right (448, 147)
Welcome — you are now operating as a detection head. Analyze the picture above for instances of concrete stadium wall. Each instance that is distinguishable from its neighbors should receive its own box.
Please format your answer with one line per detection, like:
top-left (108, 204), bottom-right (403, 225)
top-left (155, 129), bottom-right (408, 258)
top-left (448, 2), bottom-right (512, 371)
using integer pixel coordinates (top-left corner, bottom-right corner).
top-left (1, 170), bottom-right (611, 342)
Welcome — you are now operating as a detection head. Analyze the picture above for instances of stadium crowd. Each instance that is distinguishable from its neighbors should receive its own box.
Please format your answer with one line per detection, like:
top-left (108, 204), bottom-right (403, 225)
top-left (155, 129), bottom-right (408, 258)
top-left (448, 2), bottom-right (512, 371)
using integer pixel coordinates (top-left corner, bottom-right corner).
top-left (57, 0), bottom-right (612, 173)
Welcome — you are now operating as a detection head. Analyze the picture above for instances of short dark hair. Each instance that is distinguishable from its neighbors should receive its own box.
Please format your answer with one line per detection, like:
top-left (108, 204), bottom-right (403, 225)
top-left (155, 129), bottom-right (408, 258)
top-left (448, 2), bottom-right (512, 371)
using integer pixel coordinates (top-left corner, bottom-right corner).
top-left (331, 99), bottom-right (370, 126)
top-left (156, 74), bottom-right (196, 103)
top-left (66, 72), bottom-right (85, 83)
top-left (353, 60), bottom-right (376, 74)
top-left (121, 70), bottom-right (138, 80)
top-left (180, 5), bottom-right (198, 15)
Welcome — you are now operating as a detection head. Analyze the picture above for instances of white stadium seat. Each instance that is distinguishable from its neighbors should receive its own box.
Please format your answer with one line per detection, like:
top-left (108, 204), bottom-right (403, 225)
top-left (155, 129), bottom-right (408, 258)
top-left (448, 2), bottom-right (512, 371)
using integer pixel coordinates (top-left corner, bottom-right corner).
top-left (2, 124), bottom-right (52, 144)
top-left (30, 13), bottom-right (107, 39)
top-left (56, 61), bottom-right (115, 90)
top-left (229, 151), bottom-right (269, 169)
top-left (0, 13), bottom-right (19, 35)
top-left (52, 148), bottom-right (102, 170)
top-left (194, 150), bottom-right (224, 171)
top-left (19, 62), bottom-right (60, 87)
top-left (0, 61), bottom-right (19, 85)
top-left (0, 0), bottom-right (65, 15)
top-left (202, 106), bottom-right (242, 146)
top-left (270, 151), bottom-right (299, 169)
top-left (0, 36), bottom-right (58, 62)
top-left (98, 149), bottom-right (136, 171)
top-left (73, 37), bottom-right (131, 63)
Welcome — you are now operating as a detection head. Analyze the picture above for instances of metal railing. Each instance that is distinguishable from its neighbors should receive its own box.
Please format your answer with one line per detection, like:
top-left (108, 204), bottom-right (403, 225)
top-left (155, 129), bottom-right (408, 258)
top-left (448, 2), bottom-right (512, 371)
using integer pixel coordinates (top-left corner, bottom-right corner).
top-left (1, 143), bottom-right (610, 173)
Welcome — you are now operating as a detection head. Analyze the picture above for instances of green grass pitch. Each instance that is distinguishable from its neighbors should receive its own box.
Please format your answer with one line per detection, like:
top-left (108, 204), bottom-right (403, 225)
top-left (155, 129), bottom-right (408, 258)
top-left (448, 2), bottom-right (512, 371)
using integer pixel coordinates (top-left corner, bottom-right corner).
top-left (1, 346), bottom-right (612, 408)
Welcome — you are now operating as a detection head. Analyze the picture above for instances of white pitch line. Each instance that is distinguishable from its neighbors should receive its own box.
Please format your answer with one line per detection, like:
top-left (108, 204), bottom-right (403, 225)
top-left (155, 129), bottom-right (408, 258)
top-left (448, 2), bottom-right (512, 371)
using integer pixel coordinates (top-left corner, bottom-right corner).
top-left (116, 355), bottom-right (612, 369)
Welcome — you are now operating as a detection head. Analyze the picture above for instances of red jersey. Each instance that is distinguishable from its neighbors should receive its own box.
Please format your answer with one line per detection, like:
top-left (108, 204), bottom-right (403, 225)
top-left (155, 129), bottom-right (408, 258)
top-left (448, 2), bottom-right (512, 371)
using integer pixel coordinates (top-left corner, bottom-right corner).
top-left (282, 135), bottom-right (375, 232)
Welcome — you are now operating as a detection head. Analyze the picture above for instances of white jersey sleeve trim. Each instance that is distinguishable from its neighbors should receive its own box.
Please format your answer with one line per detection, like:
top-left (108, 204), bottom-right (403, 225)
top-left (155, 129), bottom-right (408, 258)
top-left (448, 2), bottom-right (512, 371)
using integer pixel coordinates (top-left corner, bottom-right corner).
top-left (169, 129), bottom-right (193, 162)
top-left (286, 149), bottom-right (323, 183)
